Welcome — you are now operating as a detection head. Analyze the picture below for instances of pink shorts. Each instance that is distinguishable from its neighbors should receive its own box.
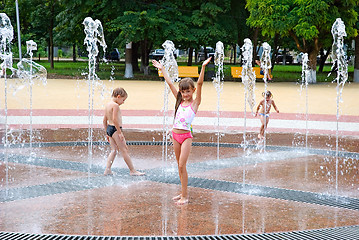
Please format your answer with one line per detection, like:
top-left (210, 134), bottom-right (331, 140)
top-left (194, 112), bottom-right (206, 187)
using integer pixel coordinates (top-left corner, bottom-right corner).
top-left (172, 131), bottom-right (193, 144)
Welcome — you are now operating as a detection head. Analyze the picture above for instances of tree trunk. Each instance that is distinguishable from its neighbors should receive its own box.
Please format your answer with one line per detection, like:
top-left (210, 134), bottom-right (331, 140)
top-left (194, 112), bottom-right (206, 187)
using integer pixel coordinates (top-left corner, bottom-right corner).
top-left (95, 55), bottom-right (99, 72)
top-left (187, 47), bottom-right (193, 66)
top-left (131, 41), bottom-right (140, 72)
top-left (282, 48), bottom-right (287, 65)
top-left (252, 27), bottom-right (259, 65)
top-left (195, 48), bottom-right (198, 64)
top-left (271, 34), bottom-right (279, 70)
top-left (49, 0), bottom-right (54, 69)
top-left (354, 35), bottom-right (359, 82)
top-left (72, 43), bottom-right (77, 62)
top-left (47, 39), bottom-right (50, 62)
top-left (308, 50), bottom-right (319, 83)
top-left (318, 48), bottom-right (330, 73)
top-left (233, 44), bottom-right (237, 65)
top-left (140, 39), bottom-right (151, 75)
top-left (124, 42), bottom-right (133, 78)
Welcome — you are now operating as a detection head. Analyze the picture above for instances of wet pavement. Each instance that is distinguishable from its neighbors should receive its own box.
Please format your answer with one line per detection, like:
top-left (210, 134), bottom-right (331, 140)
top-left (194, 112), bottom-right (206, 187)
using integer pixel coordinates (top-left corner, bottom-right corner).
top-left (1, 79), bottom-right (359, 237)
top-left (1, 129), bottom-right (359, 236)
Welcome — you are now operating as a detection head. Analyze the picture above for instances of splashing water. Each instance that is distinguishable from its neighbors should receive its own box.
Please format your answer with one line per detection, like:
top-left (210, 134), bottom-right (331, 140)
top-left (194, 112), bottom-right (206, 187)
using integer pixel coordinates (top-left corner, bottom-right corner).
top-left (161, 40), bottom-right (179, 83)
top-left (160, 40), bottom-right (179, 165)
top-left (213, 41), bottom-right (224, 160)
top-left (214, 41), bottom-right (224, 92)
top-left (0, 12), bottom-right (13, 198)
top-left (241, 38), bottom-right (256, 113)
top-left (331, 18), bottom-right (348, 131)
top-left (260, 42), bottom-right (272, 151)
top-left (330, 18), bottom-right (348, 197)
top-left (16, 40), bottom-right (47, 159)
top-left (241, 38), bottom-right (256, 152)
top-left (0, 13), bottom-right (13, 67)
top-left (83, 17), bottom-right (107, 176)
top-left (301, 53), bottom-right (309, 149)
top-left (331, 18), bottom-right (348, 94)
top-left (260, 42), bottom-right (271, 83)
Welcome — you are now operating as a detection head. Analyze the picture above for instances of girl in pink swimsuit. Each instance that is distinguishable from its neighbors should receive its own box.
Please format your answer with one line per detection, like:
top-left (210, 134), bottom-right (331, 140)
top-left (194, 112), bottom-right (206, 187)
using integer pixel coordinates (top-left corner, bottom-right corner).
top-left (152, 57), bottom-right (212, 205)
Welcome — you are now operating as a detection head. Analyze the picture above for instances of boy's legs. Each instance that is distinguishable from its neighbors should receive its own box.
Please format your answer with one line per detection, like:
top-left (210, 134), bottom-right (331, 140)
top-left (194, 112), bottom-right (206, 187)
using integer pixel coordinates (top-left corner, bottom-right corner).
top-left (104, 137), bottom-right (117, 175)
top-left (112, 132), bottom-right (144, 175)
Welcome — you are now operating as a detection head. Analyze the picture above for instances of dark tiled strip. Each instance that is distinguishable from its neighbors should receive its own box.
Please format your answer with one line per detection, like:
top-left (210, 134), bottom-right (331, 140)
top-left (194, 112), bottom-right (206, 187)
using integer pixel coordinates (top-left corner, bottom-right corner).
top-left (0, 175), bottom-right (143, 202)
top-left (1, 141), bottom-right (359, 159)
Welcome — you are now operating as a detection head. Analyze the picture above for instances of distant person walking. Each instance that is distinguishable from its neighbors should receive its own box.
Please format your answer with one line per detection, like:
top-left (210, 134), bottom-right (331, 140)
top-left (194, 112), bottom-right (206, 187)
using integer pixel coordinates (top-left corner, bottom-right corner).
top-left (255, 91), bottom-right (279, 139)
top-left (255, 59), bottom-right (272, 81)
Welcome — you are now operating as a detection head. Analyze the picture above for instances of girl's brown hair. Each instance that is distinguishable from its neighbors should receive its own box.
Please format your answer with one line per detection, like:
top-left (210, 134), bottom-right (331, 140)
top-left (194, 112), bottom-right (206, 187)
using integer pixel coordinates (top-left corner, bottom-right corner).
top-left (112, 87), bottom-right (128, 98)
top-left (174, 78), bottom-right (195, 115)
top-left (262, 90), bottom-right (272, 98)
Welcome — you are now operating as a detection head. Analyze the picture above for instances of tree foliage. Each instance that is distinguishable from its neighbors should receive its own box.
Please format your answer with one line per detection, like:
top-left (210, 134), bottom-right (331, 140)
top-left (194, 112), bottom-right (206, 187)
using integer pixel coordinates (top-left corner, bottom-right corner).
top-left (246, 0), bottom-right (358, 71)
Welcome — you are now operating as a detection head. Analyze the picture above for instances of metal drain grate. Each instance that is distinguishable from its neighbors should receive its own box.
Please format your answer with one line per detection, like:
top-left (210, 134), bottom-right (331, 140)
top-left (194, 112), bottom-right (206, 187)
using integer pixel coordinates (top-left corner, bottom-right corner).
top-left (1, 225), bottom-right (359, 239)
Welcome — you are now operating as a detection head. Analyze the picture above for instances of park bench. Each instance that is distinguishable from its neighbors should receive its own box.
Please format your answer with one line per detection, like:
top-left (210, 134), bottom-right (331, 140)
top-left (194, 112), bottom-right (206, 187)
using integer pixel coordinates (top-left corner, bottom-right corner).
top-left (231, 66), bottom-right (272, 79)
top-left (158, 66), bottom-right (200, 78)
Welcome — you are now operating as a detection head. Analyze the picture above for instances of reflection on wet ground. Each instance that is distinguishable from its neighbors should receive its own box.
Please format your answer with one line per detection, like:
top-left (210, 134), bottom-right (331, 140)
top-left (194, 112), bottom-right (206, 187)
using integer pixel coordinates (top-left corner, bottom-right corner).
top-left (0, 129), bottom-right (359, 236)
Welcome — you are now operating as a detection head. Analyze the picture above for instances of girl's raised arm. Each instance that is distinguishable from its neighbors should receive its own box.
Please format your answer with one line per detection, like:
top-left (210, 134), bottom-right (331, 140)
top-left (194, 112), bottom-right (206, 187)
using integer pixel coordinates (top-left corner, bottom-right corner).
top-left (193, 57), bottom-right (212, 108)
top-left (152, 60), bottom-right (178, 98)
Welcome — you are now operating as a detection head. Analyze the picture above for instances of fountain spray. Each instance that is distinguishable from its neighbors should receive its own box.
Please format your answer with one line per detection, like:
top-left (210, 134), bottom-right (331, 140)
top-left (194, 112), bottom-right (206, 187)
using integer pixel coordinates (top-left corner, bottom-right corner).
top-left (213, 41), bottom-right (224, 161)
top-left (83, 17), bottom-right (107, 175)
top-left (301, 53), bottom-right (309, 150)
top-left (330, 18), bottom-right (348, 197)
top-left (17, 40), bottom-right (47, 159)
top-left (0, 13), bottom-right (13, 198)
top-left (331, 18), bottom-right (348, 156)
top-left (160, 40), bottom-right (179, 164)
top-left (260, 42), bottom-right (272, 151)
top-left (241, 38), bottom-right (256, 150)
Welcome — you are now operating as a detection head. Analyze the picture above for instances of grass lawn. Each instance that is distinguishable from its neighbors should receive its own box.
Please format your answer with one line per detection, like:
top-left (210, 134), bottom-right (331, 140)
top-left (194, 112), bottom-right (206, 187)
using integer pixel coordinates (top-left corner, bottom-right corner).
top-left (36, 59), bottom-right (354, 83)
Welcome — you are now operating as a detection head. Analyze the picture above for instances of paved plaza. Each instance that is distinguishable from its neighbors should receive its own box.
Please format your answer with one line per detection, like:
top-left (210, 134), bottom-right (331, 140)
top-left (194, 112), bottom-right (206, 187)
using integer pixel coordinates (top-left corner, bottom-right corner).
top-left (1, 79), bottom-right (359, 136)
top-left (0, 78), bottom-right (359, 238)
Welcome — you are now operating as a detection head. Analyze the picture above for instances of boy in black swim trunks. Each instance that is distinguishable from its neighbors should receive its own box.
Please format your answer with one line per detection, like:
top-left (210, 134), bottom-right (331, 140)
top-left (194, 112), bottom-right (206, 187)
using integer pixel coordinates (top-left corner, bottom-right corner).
top-left (103, 87), bottom-right (145, 176)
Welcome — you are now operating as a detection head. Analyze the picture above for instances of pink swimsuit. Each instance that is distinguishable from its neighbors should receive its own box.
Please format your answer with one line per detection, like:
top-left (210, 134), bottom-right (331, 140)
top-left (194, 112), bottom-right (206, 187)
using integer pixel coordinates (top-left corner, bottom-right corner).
top-left (172, 102), bottom-right (196, 144)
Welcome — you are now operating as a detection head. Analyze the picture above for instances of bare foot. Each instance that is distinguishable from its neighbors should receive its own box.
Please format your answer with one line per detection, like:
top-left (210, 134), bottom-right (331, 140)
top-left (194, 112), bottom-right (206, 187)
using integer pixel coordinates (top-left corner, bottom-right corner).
top-left (130, 170), bottom-right (145, 176)
top-left (104, 169), bottom-right (113, 176)
top-left (172, 194), bottom-right (182, 201)
top-left (258, 134), bottom-right (262, 139)
top-left (175, 197), bottom-right (189, 205)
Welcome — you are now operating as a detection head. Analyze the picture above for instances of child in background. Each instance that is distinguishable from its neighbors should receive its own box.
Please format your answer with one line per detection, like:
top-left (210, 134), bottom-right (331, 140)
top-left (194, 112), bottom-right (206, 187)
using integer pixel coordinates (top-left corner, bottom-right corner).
top-left (103, 87), bottom-right (145, 176)
top-left (152, 57), bottom-right (212, 205)
top-left (255, 91), bottom-right (279, 139)
top-left (255, 59), bottom-right (272, 81)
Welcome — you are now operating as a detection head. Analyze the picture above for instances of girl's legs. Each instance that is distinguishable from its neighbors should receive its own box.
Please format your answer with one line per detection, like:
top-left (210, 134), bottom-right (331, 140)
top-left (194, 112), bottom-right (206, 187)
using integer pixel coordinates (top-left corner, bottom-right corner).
top-left (259, 115), bottom-right (265, 139)
top-left (172, 137), bottom-right (192, 204)
top-left (259, 116), bottom-right (269, 139)
top-left (104, 137), bottom-right (117, 175)
top-left (172, 139), bottom-right (182, 200)
top-left (112, 133), bottom-right (144, 176)
top-left (176, 138), bottom-right (192, 205)
top-left (264, 118), bottom-right (270, 136)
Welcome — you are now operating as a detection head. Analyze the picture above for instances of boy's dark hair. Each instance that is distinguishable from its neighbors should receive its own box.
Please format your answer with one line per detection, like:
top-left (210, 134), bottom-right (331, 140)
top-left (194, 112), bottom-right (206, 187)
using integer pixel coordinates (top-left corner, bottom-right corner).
top-left (174, 78), bottom-right (195, 115)
top-left (112, 87), bottom-right (127, 98)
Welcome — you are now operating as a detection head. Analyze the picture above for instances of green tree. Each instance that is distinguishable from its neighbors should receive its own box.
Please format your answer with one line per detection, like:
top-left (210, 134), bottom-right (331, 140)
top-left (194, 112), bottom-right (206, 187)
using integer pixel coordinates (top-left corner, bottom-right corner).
top-left (247, 0), bottom-right (358, 82)
top-left (354, 5), bottom-right (359, 82)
